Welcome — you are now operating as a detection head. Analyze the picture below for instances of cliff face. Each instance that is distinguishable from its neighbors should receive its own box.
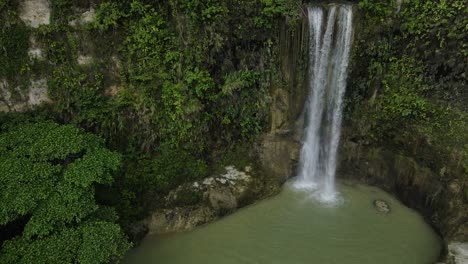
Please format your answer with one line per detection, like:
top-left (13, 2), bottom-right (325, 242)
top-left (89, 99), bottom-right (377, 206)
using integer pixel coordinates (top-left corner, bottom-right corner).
top-left (262, 2), bottom-right (467, 262)
top-left (0, 0), bottom-right (51, 112)
top-left (260, 15), bottom-right (309, 183)
top-left (1, 1), bottom-right (466, 261)
top-left (337, 0), bottom-right (467, 262)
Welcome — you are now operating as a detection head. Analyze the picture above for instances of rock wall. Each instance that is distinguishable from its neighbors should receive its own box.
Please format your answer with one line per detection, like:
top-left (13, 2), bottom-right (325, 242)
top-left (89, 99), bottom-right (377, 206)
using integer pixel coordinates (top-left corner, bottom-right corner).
top-left (19, 0), bottom-right (50, 28)
top-left (260, 15), bottom-right (309, 183)
top-left (141, 165), bottom-right (271, 240)
top-left (335, 1), bottom-right (467, 261)
top-left (338, 130), bottom-right (467, 262)
top-left (0, 78), bottom-right (50, 112)
top-left (0, 0), bottom-right (96, 113)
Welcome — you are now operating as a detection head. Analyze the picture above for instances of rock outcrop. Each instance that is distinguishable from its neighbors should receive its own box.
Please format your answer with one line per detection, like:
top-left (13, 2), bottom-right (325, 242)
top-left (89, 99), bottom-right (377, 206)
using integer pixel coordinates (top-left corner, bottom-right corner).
top-left (260, 17), bottom-right (309, 182)
top-left (447, 242), bottom-right (468, 264)
top-left (338, 138), bottom-right (468, 262)
top-left (0, 79), bottom-right (50, 112)
top-left (374, 199), bottom-right (391, 214)
top-left (19, 0), bottom-right (50, 28)
top-left (145, 165), bottom-right (273, 235)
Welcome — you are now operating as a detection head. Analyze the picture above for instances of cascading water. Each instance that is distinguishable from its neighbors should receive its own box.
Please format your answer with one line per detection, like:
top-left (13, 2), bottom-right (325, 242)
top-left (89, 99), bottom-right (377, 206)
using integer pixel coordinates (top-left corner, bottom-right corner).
top-left (294, 4), bottom-right (354, 203)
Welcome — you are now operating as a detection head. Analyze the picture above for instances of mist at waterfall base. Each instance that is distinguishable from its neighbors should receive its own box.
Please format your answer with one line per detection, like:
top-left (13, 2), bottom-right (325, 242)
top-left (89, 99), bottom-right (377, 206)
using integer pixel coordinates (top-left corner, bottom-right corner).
top-left (293, 4), bottom-right (353, 204)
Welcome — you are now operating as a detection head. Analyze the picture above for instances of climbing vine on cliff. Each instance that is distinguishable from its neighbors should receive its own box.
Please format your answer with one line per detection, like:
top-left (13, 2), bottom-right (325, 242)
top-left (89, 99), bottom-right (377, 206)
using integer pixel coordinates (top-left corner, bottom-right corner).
top-left (347, 0), bottom-right (468, 176)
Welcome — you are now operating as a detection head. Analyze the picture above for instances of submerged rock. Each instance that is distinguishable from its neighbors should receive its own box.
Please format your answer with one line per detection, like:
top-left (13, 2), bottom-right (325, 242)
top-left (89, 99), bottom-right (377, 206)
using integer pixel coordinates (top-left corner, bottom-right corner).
top-left (374, 199), bottom-right (391, 213)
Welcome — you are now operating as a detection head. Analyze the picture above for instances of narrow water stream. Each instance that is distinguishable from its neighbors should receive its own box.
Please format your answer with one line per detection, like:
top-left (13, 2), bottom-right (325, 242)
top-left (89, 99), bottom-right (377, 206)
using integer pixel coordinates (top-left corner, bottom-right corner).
top-left (124, 181), bottom-right (441, 264)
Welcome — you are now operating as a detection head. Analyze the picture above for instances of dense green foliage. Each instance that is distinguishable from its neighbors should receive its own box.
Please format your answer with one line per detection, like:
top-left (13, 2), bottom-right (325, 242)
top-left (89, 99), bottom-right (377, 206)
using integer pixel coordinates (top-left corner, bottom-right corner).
top-left (1, 0), bottom-right (302, 249)
top-left (348, 0), bottom-right (467, 174)
top-left (3, 0), bottom-right (465, 261)
top-left (0, 0), bottom-right (31, 96)
top-left (0, 120), bottom-right (130, 263)
top-left (90, 0), bottom-right (290, 228)
top-left (31, 0), bottom-right (300, 155)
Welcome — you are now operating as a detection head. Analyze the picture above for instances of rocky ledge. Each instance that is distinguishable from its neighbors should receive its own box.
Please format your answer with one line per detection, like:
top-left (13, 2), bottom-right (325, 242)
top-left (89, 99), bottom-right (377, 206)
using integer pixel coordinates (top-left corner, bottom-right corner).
top-left (143, 165), bottom-right (278, 235)
top-left (447, 242), bottom-right (468, 264)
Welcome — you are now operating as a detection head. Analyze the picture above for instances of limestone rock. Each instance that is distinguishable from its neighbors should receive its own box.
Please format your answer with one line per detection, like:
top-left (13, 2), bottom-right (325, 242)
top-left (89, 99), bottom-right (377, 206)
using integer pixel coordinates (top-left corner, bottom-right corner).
top-left (105, 85), bottom-right (122, 97)
top-left (0, 81), bottom-right (27, 112)
top-left (19, 0), bottom-right (50, 28)
top-left (0, 79), bottom-right (50, 112)
top-left (28, 48), bottom-right (44, 60)
top-left (208, 189), bottom-right (237, 211)
top-left (80, 8), bottom-right (96, 24)
top-left (28, 36), bottom-right (44, 60)
top-left (69, 8), bottom-right (96, 27)
top-left (447, 242), bottom-right (468, 264)
top-left (28, 79), bottom-right (50, 106)
top-left (77, 55), bottom-right (93, 65)
top-left (146, 165), bottom-right (257, 234)
top-left (146, 207), bottom-right (215, 235)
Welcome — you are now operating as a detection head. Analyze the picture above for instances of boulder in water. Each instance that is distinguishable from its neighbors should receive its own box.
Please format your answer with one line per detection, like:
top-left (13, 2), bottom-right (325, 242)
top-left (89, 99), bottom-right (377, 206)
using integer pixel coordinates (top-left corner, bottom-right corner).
top-left (374, 199), bottom-right (391, 213)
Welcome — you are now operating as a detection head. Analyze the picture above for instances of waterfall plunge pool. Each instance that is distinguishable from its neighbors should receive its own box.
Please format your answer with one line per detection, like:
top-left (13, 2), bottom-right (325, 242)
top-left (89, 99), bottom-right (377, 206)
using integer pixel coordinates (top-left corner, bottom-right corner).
top-left (124, 180), bottom-right (441, 264)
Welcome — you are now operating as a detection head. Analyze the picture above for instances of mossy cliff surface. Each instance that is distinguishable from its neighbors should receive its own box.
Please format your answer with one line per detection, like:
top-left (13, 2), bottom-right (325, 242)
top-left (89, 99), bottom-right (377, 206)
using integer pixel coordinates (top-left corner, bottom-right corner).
top-left (0, 0), bottom-right (466, 262)
top-left (339, 0), bottom-right (467, 262)
top-left (0, 0), bottom-right (305, 244)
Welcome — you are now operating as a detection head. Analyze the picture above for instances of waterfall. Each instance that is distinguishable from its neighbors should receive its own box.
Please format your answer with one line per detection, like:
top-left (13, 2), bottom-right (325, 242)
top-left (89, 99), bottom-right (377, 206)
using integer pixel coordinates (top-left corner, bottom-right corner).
top-left (294, 4), bottom-right (354, 203)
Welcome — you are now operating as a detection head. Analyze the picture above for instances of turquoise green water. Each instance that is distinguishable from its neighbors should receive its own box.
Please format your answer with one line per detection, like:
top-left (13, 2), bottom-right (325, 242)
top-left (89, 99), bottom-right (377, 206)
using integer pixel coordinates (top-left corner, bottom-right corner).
top-left (124, 182), bottom-right (441, 264)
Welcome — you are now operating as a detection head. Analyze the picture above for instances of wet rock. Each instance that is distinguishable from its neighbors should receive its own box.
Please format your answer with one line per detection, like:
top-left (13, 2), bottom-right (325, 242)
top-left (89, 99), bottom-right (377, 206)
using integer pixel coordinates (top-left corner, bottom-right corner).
top-left (127, 221), bottom-right (148, 243)
top-left (146, 207), bottom-right (215, 235)
top-left (447, 242), bottom-right (468, 264)
top-left (260, 134), bottom-right (301, 182)
top-left (374, 199), bottom-right (391, 213)
top-left (209, 189), bottom-right (237, 211)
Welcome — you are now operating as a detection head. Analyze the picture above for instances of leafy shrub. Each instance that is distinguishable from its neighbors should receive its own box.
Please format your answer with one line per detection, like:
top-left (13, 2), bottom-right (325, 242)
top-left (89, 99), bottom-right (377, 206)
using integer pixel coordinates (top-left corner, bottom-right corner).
top-left (0, 22), bottom-right (30, 82)
top-left (0, 120), bottom-right (130, 263)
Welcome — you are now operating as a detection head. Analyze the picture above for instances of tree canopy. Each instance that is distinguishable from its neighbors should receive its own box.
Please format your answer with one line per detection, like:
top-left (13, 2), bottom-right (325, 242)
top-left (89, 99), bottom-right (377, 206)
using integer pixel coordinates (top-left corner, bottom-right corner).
top-left (0, 121), bottom-right (130, 264)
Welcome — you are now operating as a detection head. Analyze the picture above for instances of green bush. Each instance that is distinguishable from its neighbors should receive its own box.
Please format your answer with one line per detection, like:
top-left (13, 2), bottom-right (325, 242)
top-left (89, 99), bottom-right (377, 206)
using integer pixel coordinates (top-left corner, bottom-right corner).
top-left (0, 120), bottom-right (130, 263)
top-left (347, 0), bottom-right (468, 175)
top-left (0, 22), bottom-right (30, 82)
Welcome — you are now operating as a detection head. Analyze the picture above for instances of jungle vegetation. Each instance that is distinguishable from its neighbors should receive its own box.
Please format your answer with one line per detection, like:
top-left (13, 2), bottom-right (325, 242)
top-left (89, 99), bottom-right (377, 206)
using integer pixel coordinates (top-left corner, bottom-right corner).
top-left (0, 0), bottom-right (466, 263)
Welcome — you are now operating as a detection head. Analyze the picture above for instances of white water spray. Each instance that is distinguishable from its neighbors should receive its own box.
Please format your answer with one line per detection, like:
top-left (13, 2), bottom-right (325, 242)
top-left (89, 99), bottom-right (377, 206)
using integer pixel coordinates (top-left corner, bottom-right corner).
top-left (294, 4), bottom-right (354, 204)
